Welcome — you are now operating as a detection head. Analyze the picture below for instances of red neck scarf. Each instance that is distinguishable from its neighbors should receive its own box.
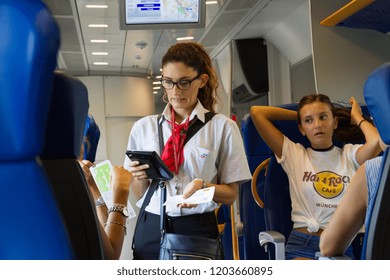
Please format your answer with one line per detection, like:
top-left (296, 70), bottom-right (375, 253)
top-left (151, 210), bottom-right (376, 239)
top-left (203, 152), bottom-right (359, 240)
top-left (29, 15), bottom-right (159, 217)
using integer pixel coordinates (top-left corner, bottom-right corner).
top-left (161, 107), bottom-right (191, 174)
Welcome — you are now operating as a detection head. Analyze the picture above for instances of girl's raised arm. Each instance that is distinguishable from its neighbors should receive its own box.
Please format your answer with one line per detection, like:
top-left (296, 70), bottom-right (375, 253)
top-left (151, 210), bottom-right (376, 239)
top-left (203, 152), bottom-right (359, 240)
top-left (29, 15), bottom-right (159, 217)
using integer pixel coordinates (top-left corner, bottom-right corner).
top-left (250, 106), bottom-right (297, 158)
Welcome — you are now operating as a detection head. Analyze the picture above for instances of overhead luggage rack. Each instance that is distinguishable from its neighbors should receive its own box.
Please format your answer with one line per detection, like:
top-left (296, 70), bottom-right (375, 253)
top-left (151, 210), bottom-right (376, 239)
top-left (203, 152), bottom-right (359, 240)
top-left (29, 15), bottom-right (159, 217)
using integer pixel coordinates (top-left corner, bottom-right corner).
top-left (321, 0), bottom-right (390, 34)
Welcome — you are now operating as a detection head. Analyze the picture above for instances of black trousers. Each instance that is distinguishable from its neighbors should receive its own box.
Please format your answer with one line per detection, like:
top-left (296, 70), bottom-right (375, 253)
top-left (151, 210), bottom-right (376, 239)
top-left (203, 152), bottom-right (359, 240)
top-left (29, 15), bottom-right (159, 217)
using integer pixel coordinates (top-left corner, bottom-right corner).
top-left (132, 211), bottom-right (220, 260)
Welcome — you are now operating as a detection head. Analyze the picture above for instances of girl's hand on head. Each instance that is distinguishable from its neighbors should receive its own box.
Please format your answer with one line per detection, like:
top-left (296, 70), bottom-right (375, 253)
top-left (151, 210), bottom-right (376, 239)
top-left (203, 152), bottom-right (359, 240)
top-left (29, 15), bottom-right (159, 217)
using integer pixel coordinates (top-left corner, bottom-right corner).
top-left (349, 97), bottom-right (363, 125)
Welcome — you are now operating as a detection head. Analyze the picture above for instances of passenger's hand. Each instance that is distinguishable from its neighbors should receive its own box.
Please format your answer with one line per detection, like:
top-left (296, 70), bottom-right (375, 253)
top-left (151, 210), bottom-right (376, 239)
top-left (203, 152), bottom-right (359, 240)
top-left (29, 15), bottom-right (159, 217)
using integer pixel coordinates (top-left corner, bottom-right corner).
top-left (349, 97), bottom-right (364, 125)
top-left (110, 166), bottom-right (133, 204)
top-left (111, 166), bottom-right (133, 191)
top-left (78, 160), bottom-right (100, 199)
top-left (128, 161), bottom-right (150, 180)
top-left (78, 159), bottom-right (95, 185)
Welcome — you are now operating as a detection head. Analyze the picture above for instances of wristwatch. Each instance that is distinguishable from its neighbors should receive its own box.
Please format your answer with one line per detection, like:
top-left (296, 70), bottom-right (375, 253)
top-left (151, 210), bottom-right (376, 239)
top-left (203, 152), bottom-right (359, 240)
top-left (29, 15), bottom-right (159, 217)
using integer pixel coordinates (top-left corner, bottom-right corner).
top-left (108, 204), bottom-right (130, 218)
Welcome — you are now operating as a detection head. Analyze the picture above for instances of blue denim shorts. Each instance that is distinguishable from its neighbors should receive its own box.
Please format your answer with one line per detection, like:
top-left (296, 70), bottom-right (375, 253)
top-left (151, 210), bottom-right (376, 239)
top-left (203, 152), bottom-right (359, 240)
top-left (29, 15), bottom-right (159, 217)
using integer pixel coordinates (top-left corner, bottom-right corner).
top-left (285, 230), bottom-right (355, 260)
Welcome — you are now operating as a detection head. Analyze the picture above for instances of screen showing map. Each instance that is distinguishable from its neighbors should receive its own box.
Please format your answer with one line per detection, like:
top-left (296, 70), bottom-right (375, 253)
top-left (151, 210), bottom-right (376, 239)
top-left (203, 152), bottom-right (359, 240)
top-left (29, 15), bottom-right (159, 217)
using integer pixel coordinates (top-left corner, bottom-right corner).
top-left (120, 0), bottom-right (205, 30)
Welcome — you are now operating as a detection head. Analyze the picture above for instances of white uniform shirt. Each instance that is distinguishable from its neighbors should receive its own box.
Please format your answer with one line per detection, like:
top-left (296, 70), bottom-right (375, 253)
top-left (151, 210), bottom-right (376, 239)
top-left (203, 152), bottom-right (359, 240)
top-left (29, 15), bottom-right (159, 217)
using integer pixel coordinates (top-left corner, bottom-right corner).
top-left (124, 101), bottom-right (252, 216)
top-left (276, 136), bottom-right (361, 232)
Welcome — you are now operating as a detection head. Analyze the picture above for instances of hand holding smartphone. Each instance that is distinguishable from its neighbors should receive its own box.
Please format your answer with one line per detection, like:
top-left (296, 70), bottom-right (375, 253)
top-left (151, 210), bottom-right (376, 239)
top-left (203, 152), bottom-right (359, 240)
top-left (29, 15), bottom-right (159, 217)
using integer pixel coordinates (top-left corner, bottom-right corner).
top-left (90, 160), bottom-right (135, 219)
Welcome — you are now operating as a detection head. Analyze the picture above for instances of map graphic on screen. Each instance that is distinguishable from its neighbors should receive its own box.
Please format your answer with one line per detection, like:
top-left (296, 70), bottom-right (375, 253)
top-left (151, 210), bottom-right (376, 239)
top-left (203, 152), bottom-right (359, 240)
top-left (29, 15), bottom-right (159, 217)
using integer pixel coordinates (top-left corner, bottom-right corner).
top-left (120, 0), bottom-right (205, 30)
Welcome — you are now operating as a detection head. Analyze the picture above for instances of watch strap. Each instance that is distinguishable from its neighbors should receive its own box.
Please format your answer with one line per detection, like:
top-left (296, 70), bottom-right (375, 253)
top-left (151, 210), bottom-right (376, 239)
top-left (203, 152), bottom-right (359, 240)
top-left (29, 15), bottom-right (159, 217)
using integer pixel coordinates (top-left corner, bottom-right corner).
top-left (108, 203), bottom-right (129, 217)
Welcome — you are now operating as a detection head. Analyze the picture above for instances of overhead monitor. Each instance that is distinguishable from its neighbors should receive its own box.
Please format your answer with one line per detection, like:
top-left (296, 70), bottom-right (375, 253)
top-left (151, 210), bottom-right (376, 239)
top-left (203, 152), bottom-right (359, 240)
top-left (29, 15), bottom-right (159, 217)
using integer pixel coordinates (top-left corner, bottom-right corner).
top-left (119, 0), bottom-right (206, 30)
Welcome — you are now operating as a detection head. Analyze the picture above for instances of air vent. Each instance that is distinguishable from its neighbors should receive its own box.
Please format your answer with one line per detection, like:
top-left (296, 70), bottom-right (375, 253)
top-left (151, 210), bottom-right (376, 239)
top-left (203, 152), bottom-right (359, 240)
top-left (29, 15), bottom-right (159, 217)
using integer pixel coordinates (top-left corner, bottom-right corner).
top-left (225, 0), bottom-right (260, 11)
top-left (200, 0), bottom-right (267, 53)
top-left (201, 10), bottom-right (248, 48)
top-left (61, 53), bottom-right (87, 70)
top-left (56, 18), bottom-right (81, 52)
top-left (42, 0), bottom-right (73, 16)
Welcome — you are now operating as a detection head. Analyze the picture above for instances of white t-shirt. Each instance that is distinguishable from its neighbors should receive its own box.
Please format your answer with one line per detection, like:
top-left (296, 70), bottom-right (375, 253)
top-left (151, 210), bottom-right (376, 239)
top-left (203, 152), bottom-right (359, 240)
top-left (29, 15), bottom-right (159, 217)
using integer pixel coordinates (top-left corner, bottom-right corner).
top-left (124, 101), bottom-right (252, 216)
top-left (276, 136), bottom-right (361, 232)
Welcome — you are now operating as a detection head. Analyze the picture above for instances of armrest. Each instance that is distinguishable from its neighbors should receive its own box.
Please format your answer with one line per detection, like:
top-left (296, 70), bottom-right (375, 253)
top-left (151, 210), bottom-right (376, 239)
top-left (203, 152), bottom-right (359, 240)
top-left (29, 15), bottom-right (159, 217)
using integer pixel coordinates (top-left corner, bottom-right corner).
top-left (259, 231), bottom-right (286, 260)
top-left (315, 252), bottom-right (352, 260)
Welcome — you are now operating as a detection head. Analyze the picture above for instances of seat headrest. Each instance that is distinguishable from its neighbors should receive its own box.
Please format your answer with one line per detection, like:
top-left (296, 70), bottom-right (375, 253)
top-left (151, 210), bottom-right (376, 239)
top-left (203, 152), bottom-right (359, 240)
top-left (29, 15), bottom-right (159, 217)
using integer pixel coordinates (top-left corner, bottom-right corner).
top-left (0, 0), bottom-right (59, 160)
top-left (364, 62), bottom-right (390, 145)
top-left (241, 114), bottom-right (271, 156)
top-left (41, 73), bottom-right (89, 159)
top-left (242, 103), bottom-right (311, 157)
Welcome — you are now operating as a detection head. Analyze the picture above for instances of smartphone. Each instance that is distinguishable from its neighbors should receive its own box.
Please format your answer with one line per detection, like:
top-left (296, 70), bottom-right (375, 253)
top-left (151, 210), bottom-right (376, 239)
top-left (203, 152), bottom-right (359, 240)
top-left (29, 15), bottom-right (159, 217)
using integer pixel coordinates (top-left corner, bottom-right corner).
top-left (90, 160), bottom-right (113, 207)
top-left (126, 150), bottom-right (174, 180)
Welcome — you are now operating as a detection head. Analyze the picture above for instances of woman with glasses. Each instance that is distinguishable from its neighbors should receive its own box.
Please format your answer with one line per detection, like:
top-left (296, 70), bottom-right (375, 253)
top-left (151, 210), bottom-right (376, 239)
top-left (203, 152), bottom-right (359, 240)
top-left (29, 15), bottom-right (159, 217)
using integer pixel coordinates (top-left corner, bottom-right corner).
top-left (124, 42), bottom-right (252, 259)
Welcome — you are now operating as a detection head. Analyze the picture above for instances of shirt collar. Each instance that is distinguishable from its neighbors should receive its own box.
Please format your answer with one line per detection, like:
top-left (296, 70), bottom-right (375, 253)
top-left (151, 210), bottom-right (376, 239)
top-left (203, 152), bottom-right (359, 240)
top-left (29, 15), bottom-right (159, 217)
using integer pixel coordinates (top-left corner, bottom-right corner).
top-left (161, 100), bottom-right (209, 124)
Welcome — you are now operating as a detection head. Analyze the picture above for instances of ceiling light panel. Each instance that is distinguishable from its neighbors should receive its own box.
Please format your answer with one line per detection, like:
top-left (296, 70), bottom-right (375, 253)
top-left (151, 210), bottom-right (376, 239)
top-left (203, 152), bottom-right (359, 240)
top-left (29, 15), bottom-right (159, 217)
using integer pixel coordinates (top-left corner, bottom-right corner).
top-left (86, 5), bottom-right (108, 9)
top-left (176, 36), bottom-right (194, 41)
top-left (90, 39), bottom-right (109, 43)
top-left (78, 0), bottom-right (119, 18)
top-left (76, 0), bottom-right (125, 72)
top-left (88, 24), bottom-right (109, 28)
top-left (92, 52), bottom-right (109, 55)
top-left (85, 45), bottom-right (123, 65)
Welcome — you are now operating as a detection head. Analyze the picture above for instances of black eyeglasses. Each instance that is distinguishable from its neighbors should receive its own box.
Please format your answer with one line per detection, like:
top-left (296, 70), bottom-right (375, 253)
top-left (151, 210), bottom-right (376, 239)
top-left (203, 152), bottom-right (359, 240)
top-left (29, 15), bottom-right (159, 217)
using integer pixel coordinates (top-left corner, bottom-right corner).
top-left (160, 73), bottom-right (201, 90)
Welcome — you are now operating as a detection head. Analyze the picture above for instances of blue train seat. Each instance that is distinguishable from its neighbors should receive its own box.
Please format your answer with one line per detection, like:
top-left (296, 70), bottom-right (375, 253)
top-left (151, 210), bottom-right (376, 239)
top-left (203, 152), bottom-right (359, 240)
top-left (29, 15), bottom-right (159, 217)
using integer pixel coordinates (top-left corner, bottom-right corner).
top-left (246, 104), bottom-right (310, 259)
top-left (216, 204), bottom-right (234, 259)
top-left (41, 72), bottom-right (104, 259)
top-left (361, 62), bottom-right (390, 259)
top-left (0, 0), bottom-right (73, 259)
top-left (241, 105), bottom-right (311, 259)
top-left (82, 114), bottom-right (101, 162)
top-left (240, 115), bottom-right (272, 259)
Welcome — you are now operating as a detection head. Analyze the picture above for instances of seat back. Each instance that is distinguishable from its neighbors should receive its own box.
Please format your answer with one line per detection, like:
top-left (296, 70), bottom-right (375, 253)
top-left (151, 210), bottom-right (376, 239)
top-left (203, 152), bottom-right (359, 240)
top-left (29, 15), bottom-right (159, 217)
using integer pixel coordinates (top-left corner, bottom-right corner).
top-left (240, 107), bottom-right (311, 259)
top-left (0, 0), bottom-right (73, 259)
top-left (362, 62), bottom-right (390, 259)
top-left (41, 72), bottom-right (104, 259)
top-left (240, 115), bottom-right (271, 259)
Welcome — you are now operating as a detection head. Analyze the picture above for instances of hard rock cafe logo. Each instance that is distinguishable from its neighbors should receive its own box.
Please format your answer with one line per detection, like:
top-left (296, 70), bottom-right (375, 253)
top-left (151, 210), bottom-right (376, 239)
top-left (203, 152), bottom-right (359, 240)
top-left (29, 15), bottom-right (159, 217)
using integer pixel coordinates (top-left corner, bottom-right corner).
top-left (302, 171), bottom-right (350, 199)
